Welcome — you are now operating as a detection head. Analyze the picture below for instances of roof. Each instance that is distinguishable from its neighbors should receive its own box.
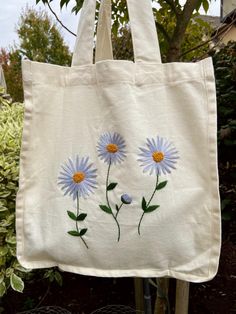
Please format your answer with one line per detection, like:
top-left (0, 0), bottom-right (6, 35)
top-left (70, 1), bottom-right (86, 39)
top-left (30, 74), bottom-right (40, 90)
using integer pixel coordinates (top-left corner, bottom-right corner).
top-left (221, 9), bottom-right (236, 24)
top-left (197, 15), bottom-right (221, 28)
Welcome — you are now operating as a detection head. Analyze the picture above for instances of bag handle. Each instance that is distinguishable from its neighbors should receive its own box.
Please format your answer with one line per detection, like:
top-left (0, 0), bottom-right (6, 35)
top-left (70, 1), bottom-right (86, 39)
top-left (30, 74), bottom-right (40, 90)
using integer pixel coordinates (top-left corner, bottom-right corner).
top-left (72, 0), bottom-right (161, 66)
top-left (95, 0), bottom-right (113, 62)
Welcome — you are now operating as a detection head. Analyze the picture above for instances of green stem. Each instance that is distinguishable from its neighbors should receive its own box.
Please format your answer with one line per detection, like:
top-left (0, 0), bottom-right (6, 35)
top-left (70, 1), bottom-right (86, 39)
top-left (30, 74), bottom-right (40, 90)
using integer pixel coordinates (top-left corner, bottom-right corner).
top-left (76, 193), bottom-right (80, 233)
top-left (106, 160), bottom-right (121, 242)
top-left (76, 193), bottom-right (89, 249)
top-left (138, 212), bottom-right (145, 235)
top-left (106, 161), bottom-right (112, 209)
top-left (115, 203), bottom-right (123, 218)
top-left (138, 175), bottom-right (159, 235)
top-left (147, 175), bottom-right (159, 207)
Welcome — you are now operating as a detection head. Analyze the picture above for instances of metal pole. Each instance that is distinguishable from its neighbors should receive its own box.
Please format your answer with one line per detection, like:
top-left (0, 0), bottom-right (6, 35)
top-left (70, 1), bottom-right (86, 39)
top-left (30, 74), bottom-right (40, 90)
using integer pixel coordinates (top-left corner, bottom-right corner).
top-left (143, 278), bottom-right (152, 314)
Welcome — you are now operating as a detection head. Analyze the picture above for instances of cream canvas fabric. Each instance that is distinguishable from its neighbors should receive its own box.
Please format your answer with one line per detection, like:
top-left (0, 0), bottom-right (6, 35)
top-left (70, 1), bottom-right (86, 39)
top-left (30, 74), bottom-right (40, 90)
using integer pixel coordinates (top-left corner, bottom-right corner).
top-left (16, 0), bottom-right (221, 282)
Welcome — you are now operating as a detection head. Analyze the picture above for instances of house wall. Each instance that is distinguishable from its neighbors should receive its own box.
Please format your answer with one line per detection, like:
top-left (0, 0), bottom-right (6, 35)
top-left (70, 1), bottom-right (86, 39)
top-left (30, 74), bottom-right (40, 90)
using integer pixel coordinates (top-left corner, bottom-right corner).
top-left (222, 0), bottom-right (236, 17)
top-left (221, 25), bottom-right (236, 44)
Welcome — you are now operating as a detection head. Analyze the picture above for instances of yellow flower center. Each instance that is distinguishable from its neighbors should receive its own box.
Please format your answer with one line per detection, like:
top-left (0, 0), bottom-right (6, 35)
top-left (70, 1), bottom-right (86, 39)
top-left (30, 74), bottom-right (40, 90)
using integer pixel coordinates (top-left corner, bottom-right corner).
top-left (106, 143), bottom-right (118, 153)
top-left (73, 172), bottom-right (85, 183)
top-left (152, 151), bottom-right (164, 163)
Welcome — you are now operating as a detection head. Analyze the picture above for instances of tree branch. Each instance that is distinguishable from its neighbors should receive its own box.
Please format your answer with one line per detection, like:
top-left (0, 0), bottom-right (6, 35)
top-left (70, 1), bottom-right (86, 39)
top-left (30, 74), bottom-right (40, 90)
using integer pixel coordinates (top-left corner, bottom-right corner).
top-left (167, 0), bottom-right (201, 61)
top-left (175, 0), bottom-right (200, 40)
top-left (46, 0), bottom-right (76, 36)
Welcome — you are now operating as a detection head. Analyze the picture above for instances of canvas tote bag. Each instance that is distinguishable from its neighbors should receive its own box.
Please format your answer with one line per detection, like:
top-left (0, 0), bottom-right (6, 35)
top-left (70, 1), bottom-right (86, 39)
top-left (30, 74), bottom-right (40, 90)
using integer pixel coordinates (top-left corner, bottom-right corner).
top-left (16, 0), bottom-right (221, 282)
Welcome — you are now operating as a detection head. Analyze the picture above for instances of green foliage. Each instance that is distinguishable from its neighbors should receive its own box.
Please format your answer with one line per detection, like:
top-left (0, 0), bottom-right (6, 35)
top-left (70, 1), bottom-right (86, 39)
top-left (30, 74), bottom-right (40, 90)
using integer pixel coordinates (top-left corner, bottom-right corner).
top-left (0, 7), bottom-right (72, 103)
top-left (43, 269), bottom-right (63, 286)
top-left (179, 16), bottom-right (213, 61)
top-left (153, 5), bottom-right (213, 62)
top-left (36, 0), bottom-right (209, 19)
top-left (17, 8), bottom-right (72, 65)
top-left (0, 49), bottom-right (24, 103)
top-left (37, 0), bottom-right (212, 61)
top-left (0, 87), bottom-right (29, 296)
top-left (212, 41), bottom-right (236, 222)
top-left (111, 16), bottom-right (212, 63)
top-left (152, 2), bottom-right (177, 61)
top-left (112, 26), bottom-right (133, 61)
top-left (0, 87), bottom-right (64, 296)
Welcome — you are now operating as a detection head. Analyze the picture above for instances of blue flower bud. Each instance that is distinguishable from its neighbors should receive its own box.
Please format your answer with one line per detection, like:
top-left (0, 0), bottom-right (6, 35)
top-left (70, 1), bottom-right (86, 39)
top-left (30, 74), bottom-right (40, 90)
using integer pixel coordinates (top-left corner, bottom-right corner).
top-left (121, 194), bottom-right (132, 204)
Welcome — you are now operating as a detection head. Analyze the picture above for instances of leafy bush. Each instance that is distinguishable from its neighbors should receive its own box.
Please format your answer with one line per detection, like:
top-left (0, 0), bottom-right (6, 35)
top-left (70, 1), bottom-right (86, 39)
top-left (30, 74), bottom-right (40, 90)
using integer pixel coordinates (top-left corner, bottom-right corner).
top-left (212, 41), bottom-right (236, 223)
top-left (0, 86), bottom-right (29, 296)
top-left (0, 87), bottom-right (62, 297)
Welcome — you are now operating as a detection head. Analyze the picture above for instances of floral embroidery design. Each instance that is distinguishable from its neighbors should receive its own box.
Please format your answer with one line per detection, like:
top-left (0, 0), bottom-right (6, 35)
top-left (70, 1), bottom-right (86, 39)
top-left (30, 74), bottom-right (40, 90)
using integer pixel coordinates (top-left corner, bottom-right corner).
top-left (97, 132), bottom-right (126, 165)
top-left (58, 156), bottom-right (97, 248)
top-left (97, 132), bottom-right (131, 242)
top-left (137, 136), bottom-right (179, 235)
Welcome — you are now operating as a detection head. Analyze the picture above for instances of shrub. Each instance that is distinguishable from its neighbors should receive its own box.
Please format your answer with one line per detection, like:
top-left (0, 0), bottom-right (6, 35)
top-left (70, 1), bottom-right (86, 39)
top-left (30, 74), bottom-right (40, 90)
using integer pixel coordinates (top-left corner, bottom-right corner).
top-left (0, 86), bottom-right (29, 296)
top-left (212, 41), bottom-right (236, 223)
top-left (0, 87), bottom-right (62, 297)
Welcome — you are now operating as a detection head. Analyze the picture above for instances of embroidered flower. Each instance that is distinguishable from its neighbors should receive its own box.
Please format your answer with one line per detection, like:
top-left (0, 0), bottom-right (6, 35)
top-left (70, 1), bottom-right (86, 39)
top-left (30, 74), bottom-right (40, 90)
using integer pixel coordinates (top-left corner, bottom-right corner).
top-left (121, 194), bottom-right (132, 205)
top-left (58, 156), bottom-right (97, 200)
top-left (138, 136), bottom-right (179, 175)
top-left (97, 132), bottom-right (126, 165)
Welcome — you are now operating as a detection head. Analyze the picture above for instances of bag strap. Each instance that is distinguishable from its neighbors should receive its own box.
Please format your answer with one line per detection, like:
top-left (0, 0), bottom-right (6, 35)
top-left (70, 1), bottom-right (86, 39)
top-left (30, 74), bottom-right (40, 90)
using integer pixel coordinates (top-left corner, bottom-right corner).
top-left (95, 0), bottom-right (113, 62)
top-left (72, 0), bottom-right (161, 66)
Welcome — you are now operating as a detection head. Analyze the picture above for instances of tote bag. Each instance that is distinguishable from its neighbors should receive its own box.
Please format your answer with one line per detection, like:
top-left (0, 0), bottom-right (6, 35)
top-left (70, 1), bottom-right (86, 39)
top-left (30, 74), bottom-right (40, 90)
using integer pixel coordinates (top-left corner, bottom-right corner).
top-left (16, 0), bottom-right (221, 282)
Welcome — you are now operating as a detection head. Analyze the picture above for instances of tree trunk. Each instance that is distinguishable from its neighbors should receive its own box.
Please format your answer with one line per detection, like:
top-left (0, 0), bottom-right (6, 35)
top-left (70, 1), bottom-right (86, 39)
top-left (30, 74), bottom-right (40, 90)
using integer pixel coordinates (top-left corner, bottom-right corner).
top-left (166, 0), bottom-right (200, 62)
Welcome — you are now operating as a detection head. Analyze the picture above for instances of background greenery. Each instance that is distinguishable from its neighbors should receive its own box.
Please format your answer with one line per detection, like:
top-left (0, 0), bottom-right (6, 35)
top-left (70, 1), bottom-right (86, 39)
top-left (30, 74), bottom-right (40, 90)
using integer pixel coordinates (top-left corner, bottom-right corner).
top-left (0, 8), bottom-right (72, 103)
top-left (1, 0), bottom-right (213, 103)
top-left (212, 42), bottom-right (236, 223)
top-left (0, 88), bottom-right (62, 297)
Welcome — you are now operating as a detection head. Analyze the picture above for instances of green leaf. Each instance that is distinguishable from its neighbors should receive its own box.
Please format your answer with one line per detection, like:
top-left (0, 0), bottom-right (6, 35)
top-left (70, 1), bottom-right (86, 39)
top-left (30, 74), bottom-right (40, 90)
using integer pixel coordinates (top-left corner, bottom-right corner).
top-left (142, 197), bottom-right (147, 211)
top-left (0, 274), bottom-right (4, 284)
top-left (54, 271), bottom-right (63, 287)
top-left (79, 228), bottom-right (87, 236)
top-left (202, 0), bottom-right (209, 13)
top-left (14, 263), bottom-right (31, 273)
top-left (0, 206), bottom-right (8, 212)
top-left (5, 234), bottom-right (16, 245)
top-left (67, 211), bottom-right (77, 221)
top-left (5, 267), bottom-right (13, 277)
top-left (107, 182), bottom-right (118, 191)
top-left (68, 230), bottom-right (80, 236)
top-left (60, 0), bottom-right (70, 8)
top-left (145, 205), bottom-right (160, 213)
top-left (0, 246), bottom-right (8, 257)
top-left (0, 281), bottom-right (6, 297)
top-left (77, 213), bottom-right (87, 221)
top-left (156, 181), bottom-right (168, 190)
top-left (10, 273), bottom-right (24, 293)
top-left (99, 205), bottom-right (112, 214)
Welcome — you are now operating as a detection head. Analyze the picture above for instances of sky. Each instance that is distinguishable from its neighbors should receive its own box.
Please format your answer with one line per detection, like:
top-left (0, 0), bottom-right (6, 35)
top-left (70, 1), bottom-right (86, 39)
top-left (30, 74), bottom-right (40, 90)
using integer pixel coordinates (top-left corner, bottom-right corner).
top-left (0, 0), bottom-right (221, 53)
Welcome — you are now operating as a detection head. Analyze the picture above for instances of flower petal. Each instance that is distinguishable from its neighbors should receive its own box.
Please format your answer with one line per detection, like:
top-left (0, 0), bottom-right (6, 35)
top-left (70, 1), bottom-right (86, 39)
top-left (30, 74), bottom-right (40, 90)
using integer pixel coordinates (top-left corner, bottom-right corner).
top-left (138, 136), bottom-right (179, 176)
